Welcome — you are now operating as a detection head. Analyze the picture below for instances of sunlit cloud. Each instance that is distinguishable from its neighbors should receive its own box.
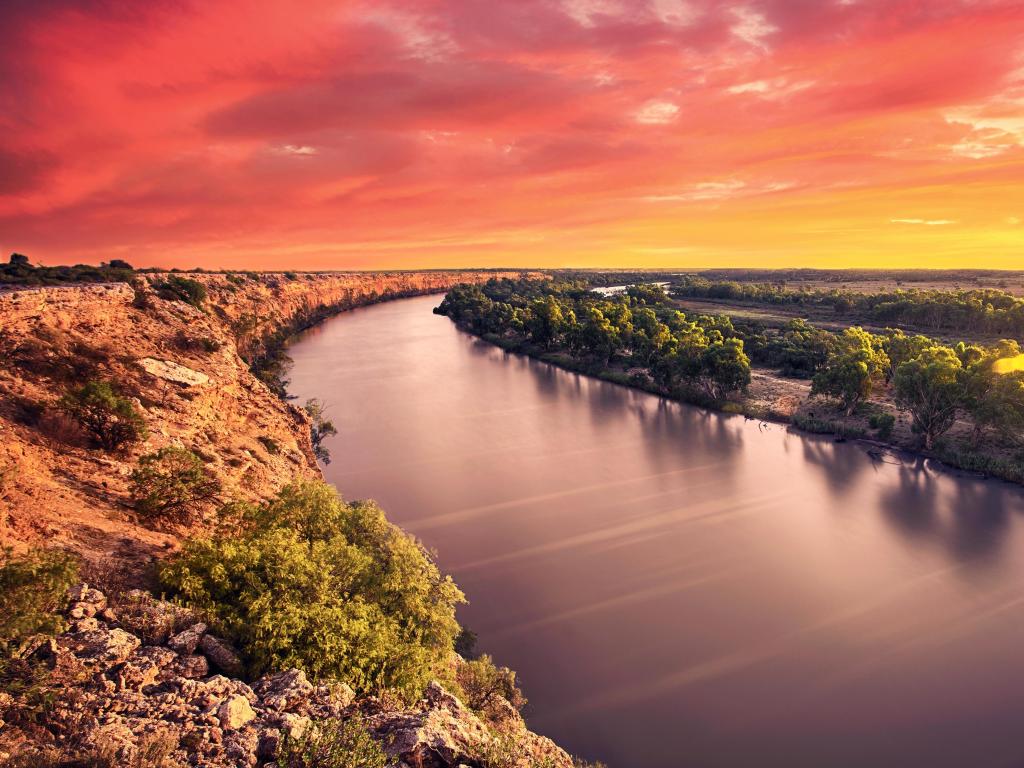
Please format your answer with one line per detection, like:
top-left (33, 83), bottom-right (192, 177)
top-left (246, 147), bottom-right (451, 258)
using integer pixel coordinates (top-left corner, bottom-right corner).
top-left (634, 100), bottom-right (680, 124)
top-left (1, 0), bottom-right (1022, 269)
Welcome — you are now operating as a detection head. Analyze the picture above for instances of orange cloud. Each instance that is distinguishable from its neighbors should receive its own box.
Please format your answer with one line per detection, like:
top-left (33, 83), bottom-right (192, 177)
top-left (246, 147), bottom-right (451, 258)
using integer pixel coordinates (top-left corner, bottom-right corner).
top-left (0, 0), bottom-right (1022, 269)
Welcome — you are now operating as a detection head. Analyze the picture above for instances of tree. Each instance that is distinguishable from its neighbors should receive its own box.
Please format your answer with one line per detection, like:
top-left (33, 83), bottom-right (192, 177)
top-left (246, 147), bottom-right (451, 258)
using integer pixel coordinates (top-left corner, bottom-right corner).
top-left (59, 380), bottom-right (148, 450)
top-left (701, 338), bottom-right (751, 401)
top-left (304, 398), bottom-right (337, 464)
top-left (131, 447), bottom-right (221, 524)
top-left (8, 253), bottom-right (29, 267)
top-left (811, 327), bottom-right (888, 416)
top-left (882, 330), bottom-right (933, 382)
top-left (579, 307), bottom-right (619, 364)
top-left (526, 295), bottom-right (565, 348)
top-left (961, 341), bottom-right (1024, 445)
top-left (893, 347), bottom-right (964, 450)
top-left (160, 480), bottom-right (465, 696)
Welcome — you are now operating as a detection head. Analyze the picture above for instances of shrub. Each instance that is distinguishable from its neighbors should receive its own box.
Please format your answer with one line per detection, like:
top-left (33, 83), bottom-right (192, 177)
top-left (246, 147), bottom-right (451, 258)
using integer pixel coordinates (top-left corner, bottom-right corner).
top-left (154, 276), bottom-right (207, 308)
top-left (456, 654), bottom-right (526, 714)
top-left (130, 447), bottom-right (220, 524)
top-left (869, 412), bottom-right (896, 440)
top-left (304, 399), bottom-right (338, 464)
top-left (257, 436), bottom-right (280, 454)
top-left (159, 480), bottom-right (464, 695)
top-left (59, 380), bottom-right (148, 450)
top-left (279, 718), bottom-right (387, 768)
top-left (174, 331), bottom-right (221, 353)
top-left (0, 548), bottom-right (78, 656)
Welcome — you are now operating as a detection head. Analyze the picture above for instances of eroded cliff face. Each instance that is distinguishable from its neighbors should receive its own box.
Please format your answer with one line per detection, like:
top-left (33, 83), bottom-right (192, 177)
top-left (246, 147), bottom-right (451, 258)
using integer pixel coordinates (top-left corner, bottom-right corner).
top-left (0, 271), bottom-right (529, 577)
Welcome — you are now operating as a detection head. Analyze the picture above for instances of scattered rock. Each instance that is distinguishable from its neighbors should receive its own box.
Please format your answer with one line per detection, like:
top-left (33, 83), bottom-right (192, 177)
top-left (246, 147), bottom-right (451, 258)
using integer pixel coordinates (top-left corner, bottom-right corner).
top-left (200, 634), bottom-right (244, 678)
top-left (137, 357), bottom-right (211, 387)
top-left (217, 694), bottom-right (256, 731)
top-left (254, 669), bottom-right (313, 712)
top-left (168, 622), bottom-right (207, 655)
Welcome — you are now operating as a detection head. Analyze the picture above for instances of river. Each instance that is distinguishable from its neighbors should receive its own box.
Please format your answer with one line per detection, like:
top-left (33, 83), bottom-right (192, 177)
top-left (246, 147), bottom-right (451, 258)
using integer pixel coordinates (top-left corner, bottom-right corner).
top-left (287, 294), bottom-right (1024, 768)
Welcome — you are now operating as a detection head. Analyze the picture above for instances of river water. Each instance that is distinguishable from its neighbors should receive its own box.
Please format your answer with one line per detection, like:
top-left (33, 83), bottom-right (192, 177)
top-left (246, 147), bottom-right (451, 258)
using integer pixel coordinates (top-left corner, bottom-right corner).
top-left (287, 294), bottom-right (1024, 768)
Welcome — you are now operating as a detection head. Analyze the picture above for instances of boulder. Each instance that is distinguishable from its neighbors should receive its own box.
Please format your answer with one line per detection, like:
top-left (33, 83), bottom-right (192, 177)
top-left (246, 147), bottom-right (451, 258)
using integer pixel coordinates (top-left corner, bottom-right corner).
top-left (65, 628), bottom-right (140, 665)
top-left (168, 623), bottom-right (207, 655)
top-left (200, 635), bottom-right (244, 678)
top-left (137, 357), bottom-right (211, 387)
top-left (253, 669), bottom-right (313, 712)
top-left (169, 654), bottom-right (210, 680)
top-left (217, 695), bottom-right (256, 731)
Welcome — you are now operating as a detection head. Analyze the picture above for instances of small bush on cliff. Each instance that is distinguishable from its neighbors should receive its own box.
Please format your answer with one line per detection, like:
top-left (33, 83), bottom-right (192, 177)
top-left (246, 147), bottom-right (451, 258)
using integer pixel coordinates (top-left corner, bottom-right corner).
top-left (159, 480), bottom-right (465, 696)
top-left (279, 717), bottom-right (387, 768)
top-left (130, 447), bottom-right (221, 525)
top-left (304, 398), bottom-right (338, 464)
top-left (456, 654), bottom-right (526, 715)
top-left (154, 276), bottom-right (207, 308)
top-left (59, 380), bottom-right (148, 450)
top-left (0, 547), bottom-right (78, 657)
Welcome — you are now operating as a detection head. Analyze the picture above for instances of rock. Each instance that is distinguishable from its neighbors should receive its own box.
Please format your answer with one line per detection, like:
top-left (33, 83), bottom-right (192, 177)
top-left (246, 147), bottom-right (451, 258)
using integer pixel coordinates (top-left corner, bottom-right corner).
top-left (169, 654), bottom-right (209, 680)
top-left (67, 584), bottom-right (108, 611)
top-left (65, 628), bottom-right (140, 665)
top-left (137, 357), bottom-right (211, 387)
top-left (107, 657), bottom-right (159, 691)
top-left (200, 635), bottom-right (244, 678)
top-left (168, 623), bottom-right (207, 655)
top-left (253, 669), bottom-right (313, 712)
top-left (257, 729), bottom-right (282, 760)
top-left (217, 695), bottom-right (256, 731)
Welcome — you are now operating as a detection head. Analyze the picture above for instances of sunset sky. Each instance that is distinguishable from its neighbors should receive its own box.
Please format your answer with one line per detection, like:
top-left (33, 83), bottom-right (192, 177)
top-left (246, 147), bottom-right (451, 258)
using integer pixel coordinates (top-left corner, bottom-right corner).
top-left (1, 0), bottom-right (1023, 270)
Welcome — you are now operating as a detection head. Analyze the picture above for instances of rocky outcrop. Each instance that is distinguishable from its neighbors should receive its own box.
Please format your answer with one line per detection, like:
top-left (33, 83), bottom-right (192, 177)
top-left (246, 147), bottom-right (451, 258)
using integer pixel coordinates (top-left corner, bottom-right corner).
top-left (0, 270), bottom-right (530, 574)
top-left (0, 587), bottom-right (573, 768)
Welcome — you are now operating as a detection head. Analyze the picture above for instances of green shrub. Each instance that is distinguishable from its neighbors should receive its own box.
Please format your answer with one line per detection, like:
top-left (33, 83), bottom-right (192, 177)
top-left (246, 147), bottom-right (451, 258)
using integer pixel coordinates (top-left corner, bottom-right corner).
top-left (0, 548), bottom-right (78, 656)
top-left (257, 436), bottom-right (280, 455)
top-left (869, 412), bottom-right (896, 440)
top-left (456, 654), bottom-right (526, 714)
top-left (154, 276), bottom-right (207, 308)
top-left (130, 447), bottom-right (220, 524)
top-left (304, 399), bottom-right (338, 464)
top-left (279, 718), bottom-right (387, 768)
top-left (58, 380), bottom-right (148, 450)
top-left (159, 480), bottom-right (464, 695)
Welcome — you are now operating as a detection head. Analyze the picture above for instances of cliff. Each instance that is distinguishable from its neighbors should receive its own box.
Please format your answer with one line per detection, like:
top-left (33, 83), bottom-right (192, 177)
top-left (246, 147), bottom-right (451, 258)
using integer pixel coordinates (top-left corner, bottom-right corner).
top-left (0, 271), bottom-right (528, 578)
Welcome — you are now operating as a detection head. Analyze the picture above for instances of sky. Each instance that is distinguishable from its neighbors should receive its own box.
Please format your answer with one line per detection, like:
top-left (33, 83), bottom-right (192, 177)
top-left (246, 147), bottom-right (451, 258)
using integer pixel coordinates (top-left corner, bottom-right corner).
top-left (1, 0), bottom-right (1023, 270)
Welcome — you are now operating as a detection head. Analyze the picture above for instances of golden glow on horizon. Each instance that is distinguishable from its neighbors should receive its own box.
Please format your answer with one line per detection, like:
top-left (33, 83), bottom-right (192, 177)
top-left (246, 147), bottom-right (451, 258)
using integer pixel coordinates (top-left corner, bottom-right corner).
top-left (0, 1), bottom-right (1022, 269)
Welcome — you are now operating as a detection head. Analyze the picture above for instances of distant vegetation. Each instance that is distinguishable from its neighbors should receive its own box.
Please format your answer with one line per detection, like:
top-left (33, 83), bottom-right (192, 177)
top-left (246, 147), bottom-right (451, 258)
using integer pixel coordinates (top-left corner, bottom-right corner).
top-left (672, 276), bottom-right (1024, 336)
top-left (0, 253), bottom-right (136, 286)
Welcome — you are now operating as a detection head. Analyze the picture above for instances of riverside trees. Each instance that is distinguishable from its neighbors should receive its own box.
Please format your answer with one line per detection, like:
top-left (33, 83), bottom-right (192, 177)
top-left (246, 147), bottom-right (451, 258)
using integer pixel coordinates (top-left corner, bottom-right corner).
top-left (436, 278), bottom-right (752, 403)
top-left (438, 278), bottom-right (1024, 460)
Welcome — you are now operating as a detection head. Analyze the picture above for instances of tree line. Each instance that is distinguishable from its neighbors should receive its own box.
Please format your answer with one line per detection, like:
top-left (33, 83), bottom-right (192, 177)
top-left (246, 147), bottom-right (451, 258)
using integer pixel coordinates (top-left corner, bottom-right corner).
top-left (438, 278), bottom-right (1024, 458)
top-left (671, 276), bottom-right (1024, 336)
top-left (435, 278), bottom-right (753, 404)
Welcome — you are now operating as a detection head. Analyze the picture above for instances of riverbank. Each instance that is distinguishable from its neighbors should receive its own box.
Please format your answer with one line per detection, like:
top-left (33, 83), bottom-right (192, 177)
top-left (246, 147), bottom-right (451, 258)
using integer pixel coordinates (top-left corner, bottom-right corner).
top-left (463, 329), bottom-right (1024, 486)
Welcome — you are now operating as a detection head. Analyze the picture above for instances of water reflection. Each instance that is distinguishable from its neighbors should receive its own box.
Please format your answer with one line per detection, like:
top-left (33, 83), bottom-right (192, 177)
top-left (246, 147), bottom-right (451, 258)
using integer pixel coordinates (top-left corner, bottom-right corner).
top-left (288, 295), bottom-right (1024, 768)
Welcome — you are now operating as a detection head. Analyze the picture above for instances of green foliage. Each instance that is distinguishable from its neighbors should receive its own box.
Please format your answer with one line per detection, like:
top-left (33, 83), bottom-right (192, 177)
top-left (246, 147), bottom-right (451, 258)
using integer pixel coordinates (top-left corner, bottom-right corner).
top-left (304, 398), bottom-right (338, 464)
top-left (456, 654), bottom-right (526, 714)
top-left (811, 327), bottom-right (888, 416)
top-left (159, 480), bottom-right (464, 695)
top-left (258, 436), bottom-right (280, 454)
top-left (59, 380), bottom-right (148, 450)
top-left (894, 346), bottom-right (963, 450)
top-left (0, 253), bottom-right (135, 286)
top-left (154, 276), bottom-right (207, 308)
top-left (130, 447), bottom-right (220, 524)
top-left (0, 548), bottom-right (78, 657)
top-left (671, 275), bottom-right (1024, 337)
top-left (279, 718), bottom-right (387, 768)
top-left (868, 412), bottom-right (896, 439)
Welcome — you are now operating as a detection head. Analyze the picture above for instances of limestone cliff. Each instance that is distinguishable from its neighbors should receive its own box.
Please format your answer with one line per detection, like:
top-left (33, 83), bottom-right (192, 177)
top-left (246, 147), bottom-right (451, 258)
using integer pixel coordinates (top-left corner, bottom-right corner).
top-left (0, 271), bottom-right (529, 576)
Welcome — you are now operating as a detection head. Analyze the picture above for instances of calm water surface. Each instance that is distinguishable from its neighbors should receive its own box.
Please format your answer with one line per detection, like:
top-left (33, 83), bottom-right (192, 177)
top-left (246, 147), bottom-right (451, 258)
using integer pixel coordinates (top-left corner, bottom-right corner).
top-left (288, 295), bottom-right (1024, 768)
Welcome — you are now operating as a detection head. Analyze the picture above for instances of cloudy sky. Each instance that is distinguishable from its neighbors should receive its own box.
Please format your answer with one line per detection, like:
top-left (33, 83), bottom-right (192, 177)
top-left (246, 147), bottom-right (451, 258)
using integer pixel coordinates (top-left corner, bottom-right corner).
top-left (1, 0), bottom-right (1022, 269)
